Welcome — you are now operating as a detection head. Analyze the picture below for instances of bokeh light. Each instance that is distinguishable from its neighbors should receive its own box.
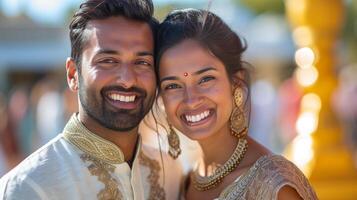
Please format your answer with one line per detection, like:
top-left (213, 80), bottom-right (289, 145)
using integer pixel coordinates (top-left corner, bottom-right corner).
top-left (292, 26), bottom-right (313, 47)
top-left (295, 47), bottom-right (315, 68)
top-left (301, 93), bottom-right (322, 112)
top-left (291, 135), bottom-right (314, 176)
top-left (296, 111), bottom-right (319, 136)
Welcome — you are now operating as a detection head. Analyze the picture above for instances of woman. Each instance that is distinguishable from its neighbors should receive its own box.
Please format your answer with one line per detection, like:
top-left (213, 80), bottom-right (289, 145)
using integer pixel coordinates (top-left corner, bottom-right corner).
top-left (154, 9), bottom-right (317, 199)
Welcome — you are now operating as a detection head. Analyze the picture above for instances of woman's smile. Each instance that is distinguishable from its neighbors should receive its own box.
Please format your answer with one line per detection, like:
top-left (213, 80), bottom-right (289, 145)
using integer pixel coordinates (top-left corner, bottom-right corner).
top-left (180, 108), bottom-right (215, 127)
top-left (159, 39), bottom-right (233, 140)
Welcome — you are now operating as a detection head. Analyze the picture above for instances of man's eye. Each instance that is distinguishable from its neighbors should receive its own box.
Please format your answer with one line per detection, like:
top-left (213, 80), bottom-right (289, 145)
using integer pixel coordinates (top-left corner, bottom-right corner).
top-left (98, 58), bottom-right (118, 64)
top-left (136, 60), bottom-right (152, 66)
top-left (163, 83), bottom-right (181, 90)
top-left (199, 76), bottom-right (215, 84)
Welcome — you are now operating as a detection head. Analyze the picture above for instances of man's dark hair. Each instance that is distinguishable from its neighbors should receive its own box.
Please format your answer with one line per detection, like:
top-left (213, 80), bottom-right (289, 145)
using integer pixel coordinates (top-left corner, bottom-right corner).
top-left (69, 0), bottom-right (158, 72)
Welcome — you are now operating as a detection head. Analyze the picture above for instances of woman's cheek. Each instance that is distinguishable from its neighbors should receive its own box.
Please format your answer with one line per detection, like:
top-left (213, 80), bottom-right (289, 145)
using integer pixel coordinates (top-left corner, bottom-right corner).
top-left (163, 93), bottom-right (181, 115)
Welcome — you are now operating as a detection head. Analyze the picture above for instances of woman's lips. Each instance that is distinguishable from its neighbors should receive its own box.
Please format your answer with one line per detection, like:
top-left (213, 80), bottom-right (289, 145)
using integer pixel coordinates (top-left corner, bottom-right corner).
top-left (180, 109), bottom-right (215, 126)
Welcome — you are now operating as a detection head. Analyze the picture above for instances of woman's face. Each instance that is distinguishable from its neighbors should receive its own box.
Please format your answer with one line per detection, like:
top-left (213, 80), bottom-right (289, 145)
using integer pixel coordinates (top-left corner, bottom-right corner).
top-left (159, 39), bottom-right (234, 140)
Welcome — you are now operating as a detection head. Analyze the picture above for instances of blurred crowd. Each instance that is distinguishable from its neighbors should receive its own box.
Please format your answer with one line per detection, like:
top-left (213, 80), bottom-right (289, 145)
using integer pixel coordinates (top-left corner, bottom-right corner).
top-left (0, 75), bottom-right (78, 176)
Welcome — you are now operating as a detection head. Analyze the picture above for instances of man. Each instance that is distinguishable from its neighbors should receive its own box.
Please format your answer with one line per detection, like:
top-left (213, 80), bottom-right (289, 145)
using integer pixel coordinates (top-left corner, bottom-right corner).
top-left (0, 0), bottom-right (182, 199)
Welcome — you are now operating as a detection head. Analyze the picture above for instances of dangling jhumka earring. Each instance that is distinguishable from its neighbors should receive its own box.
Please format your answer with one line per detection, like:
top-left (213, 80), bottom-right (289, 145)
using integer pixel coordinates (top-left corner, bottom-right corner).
top-left (230, 86), bottom-right (248, 138)
top-left (167, 123), bottom-right (181, 159)
top-left (191, 86), bottom-right (249, 191)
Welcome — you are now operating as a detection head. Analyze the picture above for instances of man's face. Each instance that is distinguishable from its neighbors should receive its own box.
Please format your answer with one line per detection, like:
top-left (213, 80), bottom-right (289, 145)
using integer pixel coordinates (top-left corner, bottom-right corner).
top-left (76, 16), bottom-right (156, 132)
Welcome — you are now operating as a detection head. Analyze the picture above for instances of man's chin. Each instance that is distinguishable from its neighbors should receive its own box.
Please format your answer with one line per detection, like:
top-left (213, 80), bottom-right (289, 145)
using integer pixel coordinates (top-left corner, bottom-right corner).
top-left (101, 116), bottom-right (141, 132)
top-left (108, 125), bottom-right (138, 132)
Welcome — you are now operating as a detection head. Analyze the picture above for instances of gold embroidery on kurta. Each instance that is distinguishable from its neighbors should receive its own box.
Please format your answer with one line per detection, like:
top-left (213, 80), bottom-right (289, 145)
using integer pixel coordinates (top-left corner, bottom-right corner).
top-left (139, 152), bottom-right (166, 200)
top-left (81, 154), bottom-right (124, 200)
top-left (62, 114), bottom-right (125, 164)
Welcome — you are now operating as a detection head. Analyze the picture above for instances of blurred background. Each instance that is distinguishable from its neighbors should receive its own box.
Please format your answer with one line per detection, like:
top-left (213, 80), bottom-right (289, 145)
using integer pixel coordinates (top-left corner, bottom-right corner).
top-left (0, 0), bottom-right (356, 199)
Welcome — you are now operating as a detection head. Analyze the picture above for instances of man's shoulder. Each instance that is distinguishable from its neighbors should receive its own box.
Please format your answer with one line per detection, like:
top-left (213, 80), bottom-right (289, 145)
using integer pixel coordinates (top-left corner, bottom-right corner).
top-left (0, 134), bottom-right (84, 198)
top-left (10, 135), bottom-right (75, 171)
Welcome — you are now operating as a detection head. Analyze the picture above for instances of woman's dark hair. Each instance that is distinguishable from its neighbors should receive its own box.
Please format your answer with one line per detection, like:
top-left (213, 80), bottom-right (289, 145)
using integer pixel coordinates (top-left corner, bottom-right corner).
top-left (155, 8), bottom-right (249, 88)
top-left (69, 0), bottom-right (158, 73)
top-left (151, 9), bottom-right (252, 138)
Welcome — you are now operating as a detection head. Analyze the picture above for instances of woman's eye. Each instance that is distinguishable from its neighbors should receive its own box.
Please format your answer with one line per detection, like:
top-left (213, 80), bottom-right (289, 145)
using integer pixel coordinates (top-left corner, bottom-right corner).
top-left (163, 83), bottom-right (181, 90)
top-left (199, 76), bottom-right (215, 84)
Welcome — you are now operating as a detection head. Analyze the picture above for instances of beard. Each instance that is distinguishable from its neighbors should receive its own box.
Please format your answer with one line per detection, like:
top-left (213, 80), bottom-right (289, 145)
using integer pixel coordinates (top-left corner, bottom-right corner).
top-left (78, 76), bottom-right (154, 132)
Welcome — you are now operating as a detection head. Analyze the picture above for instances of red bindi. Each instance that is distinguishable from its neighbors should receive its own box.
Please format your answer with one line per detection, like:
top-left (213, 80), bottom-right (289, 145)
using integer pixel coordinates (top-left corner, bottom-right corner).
top-left (184, 72), bottom-right (188, 77)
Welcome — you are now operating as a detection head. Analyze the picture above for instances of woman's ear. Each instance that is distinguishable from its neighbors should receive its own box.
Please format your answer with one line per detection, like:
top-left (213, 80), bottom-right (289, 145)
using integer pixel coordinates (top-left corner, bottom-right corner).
top-left (232, 70), bottom-right (247, 92)
top-left (232, 70), bottom-right (247, 88)
top-left (66, 57), bottom-right (79, 91)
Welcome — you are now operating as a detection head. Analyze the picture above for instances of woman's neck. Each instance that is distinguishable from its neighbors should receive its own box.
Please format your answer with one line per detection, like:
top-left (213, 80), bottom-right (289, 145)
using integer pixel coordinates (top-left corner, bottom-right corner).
top-left (197, 125), bottom-right (238, 173)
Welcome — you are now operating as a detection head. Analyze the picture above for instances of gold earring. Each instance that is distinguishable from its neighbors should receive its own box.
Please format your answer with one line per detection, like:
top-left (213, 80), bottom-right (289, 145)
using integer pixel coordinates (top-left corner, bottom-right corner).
top-left (230, 87), bottom-right (248, 138)
top-left (168, 124), bottom-right (181, 159)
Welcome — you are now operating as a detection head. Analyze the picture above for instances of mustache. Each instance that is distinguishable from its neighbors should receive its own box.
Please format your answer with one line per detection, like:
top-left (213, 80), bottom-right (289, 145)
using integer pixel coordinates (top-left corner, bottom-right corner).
top-left (101, 85), bottom-right (147, 97)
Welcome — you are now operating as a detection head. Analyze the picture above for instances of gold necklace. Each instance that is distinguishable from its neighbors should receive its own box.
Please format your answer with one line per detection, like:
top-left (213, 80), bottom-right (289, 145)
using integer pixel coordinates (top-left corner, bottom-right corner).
top-left (191, 137), bottom-right (248, 191)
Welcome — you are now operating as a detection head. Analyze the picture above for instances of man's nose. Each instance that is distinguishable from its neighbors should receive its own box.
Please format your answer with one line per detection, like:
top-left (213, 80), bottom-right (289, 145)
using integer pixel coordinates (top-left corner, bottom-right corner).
top-left (115, 64), bottom-right (137, 89)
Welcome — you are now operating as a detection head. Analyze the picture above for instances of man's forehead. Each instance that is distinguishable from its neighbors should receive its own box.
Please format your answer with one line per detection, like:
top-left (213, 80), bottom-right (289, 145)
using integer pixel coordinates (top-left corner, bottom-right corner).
top-left (82, 16), bottom-right (154, 52)
top-left (88, 17), bottom-right (151, 38)
top-left (86, 16), bottom-right (150, 33)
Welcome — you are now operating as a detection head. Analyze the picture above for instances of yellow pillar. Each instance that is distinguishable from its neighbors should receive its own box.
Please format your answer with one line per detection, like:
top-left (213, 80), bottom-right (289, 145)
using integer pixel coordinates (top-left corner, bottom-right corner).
top-left (285, 0), bottom-right (357, 199)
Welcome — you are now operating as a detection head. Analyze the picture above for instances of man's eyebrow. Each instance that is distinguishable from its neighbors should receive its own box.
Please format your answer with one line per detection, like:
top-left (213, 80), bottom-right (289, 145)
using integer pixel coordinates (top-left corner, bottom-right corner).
top-left (95, 49), bottom-right (119, 55)
top-left (94, 50), bottom-right (153, 57)
top-left (193, 66), bottom-right (217, 75)
top-left (137, 51), bottom-right (153, 57)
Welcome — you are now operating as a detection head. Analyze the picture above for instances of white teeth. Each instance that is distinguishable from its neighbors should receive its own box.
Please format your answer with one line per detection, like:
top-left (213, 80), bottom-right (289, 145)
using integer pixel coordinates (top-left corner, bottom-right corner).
top-left (205, 111), bottom-right (209, 116)
top-left (185, 110), bottom-right (210, 123)
top-left (185, 115), bottom-right (190, 121)
top-left (108, 94), bottom-right (136, 102)
top-left (130, 96), bottom-right (135, 101)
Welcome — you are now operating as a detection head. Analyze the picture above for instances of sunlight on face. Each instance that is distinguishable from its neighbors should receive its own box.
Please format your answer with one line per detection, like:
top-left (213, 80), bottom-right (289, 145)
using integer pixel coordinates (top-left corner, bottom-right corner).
top-left (159, 39), bottom-right (234, 141)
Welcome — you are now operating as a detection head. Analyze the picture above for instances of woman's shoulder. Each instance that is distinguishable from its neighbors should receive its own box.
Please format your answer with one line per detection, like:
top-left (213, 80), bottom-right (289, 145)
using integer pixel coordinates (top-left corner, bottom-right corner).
top-left (253, 154), bottom-right (309, 185)
top-left (218, 154), bottom-right (318, 200)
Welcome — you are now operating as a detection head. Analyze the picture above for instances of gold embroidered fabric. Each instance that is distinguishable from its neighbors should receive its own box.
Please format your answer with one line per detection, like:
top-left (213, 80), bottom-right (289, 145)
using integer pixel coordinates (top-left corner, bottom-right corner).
top-left (62, 114), bottom-right (125, 164)
top-left (62, 114), bottom-right (169, 199)
top-left (139, 152), bottom-right (166, 200)
top-left (218, 155), bottom-right (318, 200)
top-left (81, 154), bottom-right (124, 200)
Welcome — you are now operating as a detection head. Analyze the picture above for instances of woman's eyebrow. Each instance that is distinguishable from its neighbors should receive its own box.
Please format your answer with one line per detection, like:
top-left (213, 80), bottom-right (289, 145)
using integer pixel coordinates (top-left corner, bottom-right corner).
top-left (193, 66), bottom-right (217, 75)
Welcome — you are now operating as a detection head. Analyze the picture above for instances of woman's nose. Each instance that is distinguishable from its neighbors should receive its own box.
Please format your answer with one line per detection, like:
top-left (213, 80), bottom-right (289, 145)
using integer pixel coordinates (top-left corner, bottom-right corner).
top-left (183, 86), bottom-right (204, 109)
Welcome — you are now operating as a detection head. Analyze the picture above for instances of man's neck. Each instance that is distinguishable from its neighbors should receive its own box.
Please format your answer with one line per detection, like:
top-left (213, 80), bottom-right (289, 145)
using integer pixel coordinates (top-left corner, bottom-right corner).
top-left (78, 112), bottom-right (140, 164)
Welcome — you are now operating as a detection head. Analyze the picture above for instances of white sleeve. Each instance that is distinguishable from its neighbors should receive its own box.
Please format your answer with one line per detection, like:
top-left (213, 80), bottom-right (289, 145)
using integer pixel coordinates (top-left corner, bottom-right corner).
top-left (1, 175), bottom-right (50, 200)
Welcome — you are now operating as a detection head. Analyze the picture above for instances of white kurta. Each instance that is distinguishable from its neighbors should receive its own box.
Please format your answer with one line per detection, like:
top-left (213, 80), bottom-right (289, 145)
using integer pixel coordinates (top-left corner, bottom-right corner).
top-left (0, 114), bottom-right (182, 200)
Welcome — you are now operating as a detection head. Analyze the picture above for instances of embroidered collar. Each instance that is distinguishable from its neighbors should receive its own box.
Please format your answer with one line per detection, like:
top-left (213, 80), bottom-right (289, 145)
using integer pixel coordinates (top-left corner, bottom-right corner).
top-left (63, 113), bottom-right (140, 165)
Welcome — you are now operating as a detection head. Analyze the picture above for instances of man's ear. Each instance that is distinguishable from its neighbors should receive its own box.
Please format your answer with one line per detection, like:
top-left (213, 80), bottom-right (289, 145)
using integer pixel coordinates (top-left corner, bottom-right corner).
top-left (66, 57), bottom-right (79, 92)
